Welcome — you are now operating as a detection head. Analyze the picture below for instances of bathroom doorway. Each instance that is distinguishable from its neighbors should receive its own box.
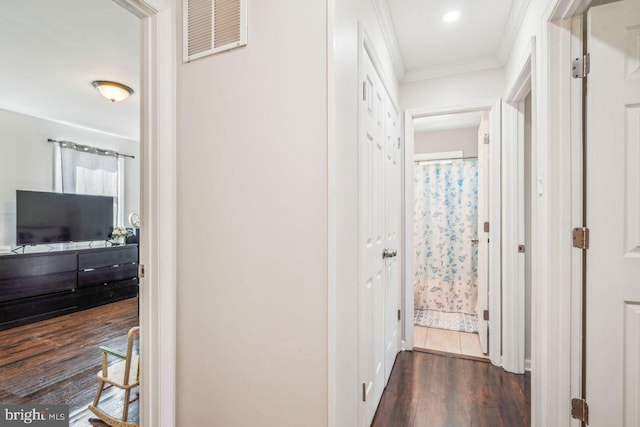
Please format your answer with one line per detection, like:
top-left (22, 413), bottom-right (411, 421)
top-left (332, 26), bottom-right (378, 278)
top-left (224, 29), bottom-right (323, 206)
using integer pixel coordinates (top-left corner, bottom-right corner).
top-left (411, 111), bottom-right (490, 360)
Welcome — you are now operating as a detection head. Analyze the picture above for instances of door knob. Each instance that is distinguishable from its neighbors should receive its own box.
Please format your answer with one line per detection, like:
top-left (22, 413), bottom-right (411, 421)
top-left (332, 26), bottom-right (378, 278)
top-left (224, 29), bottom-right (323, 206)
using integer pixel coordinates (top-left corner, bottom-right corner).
top-left (382, 249), bottom-right (397, 259)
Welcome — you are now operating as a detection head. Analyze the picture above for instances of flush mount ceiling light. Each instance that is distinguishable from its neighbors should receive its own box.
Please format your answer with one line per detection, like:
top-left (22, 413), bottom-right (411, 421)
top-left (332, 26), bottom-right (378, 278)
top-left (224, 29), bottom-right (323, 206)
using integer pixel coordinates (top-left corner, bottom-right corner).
top-left (443, 10), bottom-right (461, 23)
top-left (91, 80), bottom-right (134, 103)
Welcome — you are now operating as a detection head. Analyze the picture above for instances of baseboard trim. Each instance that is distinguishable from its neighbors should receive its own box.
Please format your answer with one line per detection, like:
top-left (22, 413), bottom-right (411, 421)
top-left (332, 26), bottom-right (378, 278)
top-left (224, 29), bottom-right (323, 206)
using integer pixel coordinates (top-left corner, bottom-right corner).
top-left (525, 358), bottom-right (531, 372)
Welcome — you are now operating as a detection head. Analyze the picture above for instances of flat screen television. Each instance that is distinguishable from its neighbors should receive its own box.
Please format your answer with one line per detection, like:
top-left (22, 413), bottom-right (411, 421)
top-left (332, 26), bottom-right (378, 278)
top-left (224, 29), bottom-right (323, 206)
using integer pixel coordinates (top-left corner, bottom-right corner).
top-left (16, 190), bottom-right (114, 245)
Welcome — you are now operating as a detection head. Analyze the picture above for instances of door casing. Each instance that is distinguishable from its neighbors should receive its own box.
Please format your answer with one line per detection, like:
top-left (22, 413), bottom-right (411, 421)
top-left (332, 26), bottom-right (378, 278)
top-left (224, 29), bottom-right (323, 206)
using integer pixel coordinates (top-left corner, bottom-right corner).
top-left (537, 0), bottom-right (589, 425)
top-left (502, 37), bottom-right (535, 374)
top-left (113, 1), bottom-right (177, 426)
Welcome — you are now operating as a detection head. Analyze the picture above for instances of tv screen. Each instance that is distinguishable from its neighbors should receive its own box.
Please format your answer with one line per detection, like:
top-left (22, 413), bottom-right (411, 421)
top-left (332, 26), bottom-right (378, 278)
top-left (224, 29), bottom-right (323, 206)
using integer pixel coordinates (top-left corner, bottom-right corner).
top-left (17, 191), bottom-right (114, 245)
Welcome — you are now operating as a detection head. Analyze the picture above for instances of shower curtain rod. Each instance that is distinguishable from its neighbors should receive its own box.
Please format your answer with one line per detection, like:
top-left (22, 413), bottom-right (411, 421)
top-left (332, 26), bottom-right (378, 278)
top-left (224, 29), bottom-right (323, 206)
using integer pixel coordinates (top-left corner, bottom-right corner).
top-left (414, 156), bottom-right (478, 164)
top-left (48, 138), bottom-right (135, 159)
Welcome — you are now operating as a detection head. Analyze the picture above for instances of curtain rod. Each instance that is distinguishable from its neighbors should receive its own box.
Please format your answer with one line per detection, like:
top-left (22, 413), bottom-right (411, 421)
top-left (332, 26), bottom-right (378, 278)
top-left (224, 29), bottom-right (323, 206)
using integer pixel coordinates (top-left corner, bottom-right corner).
top-left (48, 139), bottom-right (135, 159)
top-left (414, 156), bottom-right (478, 164)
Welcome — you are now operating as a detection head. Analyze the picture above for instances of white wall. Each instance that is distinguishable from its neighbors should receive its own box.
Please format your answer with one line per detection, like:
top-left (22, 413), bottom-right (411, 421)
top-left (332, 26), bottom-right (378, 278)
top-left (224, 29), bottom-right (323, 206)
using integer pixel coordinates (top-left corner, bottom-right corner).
top-left (331, 0), bottom-right (400, 425)
top-left (400, 67), bottom-right (505, 112)
top-left (0, 108), bottom-right (139, 247)
top-left (176, 1), bottom-right (328, 426)
top-left (505, 0), bottom-right (548, 85)
top-left (413, 127), bottom-right (479, 157)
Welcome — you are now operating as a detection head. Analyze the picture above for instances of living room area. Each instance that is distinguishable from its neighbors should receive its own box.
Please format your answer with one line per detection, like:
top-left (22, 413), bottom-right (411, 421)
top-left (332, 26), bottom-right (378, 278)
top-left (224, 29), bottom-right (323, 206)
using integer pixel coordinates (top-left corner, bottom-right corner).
top-left (0, 1), bottom-right (142, 425)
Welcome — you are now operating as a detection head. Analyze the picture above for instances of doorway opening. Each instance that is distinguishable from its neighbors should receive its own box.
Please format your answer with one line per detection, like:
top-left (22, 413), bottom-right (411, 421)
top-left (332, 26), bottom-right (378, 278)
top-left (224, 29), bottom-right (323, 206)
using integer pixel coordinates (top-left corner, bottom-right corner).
top-left (410, 111), bottom-right (490, 360)
top-left (0, 0), bottom-right (145, 425)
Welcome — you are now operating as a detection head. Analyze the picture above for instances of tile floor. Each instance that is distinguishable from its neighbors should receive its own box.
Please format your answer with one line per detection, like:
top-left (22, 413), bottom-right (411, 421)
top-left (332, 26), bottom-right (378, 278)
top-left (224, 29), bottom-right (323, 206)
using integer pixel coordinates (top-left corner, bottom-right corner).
top-left (414, 325), bottom-right (489, 359)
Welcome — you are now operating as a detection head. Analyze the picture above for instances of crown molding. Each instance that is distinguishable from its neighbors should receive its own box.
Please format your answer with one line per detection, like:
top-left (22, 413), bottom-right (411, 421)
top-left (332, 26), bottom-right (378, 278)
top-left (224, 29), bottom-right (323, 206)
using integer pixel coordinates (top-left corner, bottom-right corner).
top-left (371, 0), bottom-right (406, 80)
top-left (497, 0), bottom-right (531, 63)
top-left (113, 0), bottom-right (159, 17)
top-left (401, 57), bottom-right (503, 83)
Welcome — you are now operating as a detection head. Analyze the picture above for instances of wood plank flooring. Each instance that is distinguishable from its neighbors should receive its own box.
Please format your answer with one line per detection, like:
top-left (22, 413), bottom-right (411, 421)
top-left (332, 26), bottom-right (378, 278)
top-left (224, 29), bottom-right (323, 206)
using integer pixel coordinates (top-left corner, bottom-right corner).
top-left (0, 298), bottom-right (138, 426)
top-left (372, 351), bottom-right (530, 427)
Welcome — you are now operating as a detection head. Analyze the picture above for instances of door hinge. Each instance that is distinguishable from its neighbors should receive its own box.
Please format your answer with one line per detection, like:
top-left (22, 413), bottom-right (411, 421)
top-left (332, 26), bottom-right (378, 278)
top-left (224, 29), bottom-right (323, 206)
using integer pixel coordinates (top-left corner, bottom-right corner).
top-left (483, 310), bottom-right (489, 321)
top-left (483, 222), bottom-right (490, 233)
top-left (398, 309), bottom-right (401, 321)
top-left (363, 81), bottom-right (367, 101)
top-left (483, 133), bottom-right (490, 144)
top-left (572, 54), bottom-right (590, 79)
top-left (362, 383), bottom-right (367, 402)
top-left (572, 227), bottom-right (590, 250)
top-left (139, 264), bottom-right (145, 279)
top-left (571, 398), bottom-right (589, 424)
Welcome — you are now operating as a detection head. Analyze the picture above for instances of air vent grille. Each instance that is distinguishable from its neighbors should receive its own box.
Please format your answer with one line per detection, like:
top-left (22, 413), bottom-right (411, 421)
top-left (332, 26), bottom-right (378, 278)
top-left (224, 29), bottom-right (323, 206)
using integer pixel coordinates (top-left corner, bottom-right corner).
top-left (187, 0), bottom-right (213, 57)
top-left (184, 0), bottom-right (247, 62)
top-left (214, 0), bottom-right (241, 48)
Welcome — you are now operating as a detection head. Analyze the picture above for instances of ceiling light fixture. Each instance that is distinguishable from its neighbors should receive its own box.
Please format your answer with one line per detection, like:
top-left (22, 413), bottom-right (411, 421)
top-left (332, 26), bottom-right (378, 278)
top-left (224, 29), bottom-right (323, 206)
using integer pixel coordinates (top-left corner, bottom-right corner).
top-left (443, 10), bottom-right (461, 23)
top-left (91, 80), bottom-right (134, 103)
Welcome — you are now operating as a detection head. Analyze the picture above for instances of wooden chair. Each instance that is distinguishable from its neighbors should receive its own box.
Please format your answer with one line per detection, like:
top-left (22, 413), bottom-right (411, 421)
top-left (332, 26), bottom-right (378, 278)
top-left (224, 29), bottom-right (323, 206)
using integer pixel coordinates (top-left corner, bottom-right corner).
top-left (88, 326), bottom-right (140, 427)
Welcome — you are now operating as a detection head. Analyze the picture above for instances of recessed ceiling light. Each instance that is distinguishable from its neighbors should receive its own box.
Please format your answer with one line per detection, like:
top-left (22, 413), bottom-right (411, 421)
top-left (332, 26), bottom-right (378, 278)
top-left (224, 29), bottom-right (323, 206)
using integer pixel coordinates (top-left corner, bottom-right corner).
top-left (443, 10), bottom-right (461, 23)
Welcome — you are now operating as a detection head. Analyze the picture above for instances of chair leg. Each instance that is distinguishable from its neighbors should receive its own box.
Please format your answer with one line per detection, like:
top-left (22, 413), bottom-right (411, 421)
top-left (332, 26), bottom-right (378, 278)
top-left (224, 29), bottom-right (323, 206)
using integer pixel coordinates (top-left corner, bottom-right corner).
top-left (92, 381), bottom-right (106, 407)
top-left (123, 389), bottom-right (131, 422)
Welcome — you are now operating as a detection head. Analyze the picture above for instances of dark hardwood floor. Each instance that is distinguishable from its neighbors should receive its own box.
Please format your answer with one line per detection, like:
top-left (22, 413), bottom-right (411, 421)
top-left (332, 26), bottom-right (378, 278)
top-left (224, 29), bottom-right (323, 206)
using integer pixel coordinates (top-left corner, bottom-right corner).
top-left (0, 298), bottom-right (138, 426)
top-left (372, 351), bottom-right (530, 427)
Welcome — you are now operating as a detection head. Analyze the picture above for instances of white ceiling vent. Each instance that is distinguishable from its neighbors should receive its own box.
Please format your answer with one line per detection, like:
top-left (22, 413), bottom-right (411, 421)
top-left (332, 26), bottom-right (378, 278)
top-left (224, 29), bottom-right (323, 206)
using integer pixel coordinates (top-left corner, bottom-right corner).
top-left (183, 0), bottom-right (247, 62)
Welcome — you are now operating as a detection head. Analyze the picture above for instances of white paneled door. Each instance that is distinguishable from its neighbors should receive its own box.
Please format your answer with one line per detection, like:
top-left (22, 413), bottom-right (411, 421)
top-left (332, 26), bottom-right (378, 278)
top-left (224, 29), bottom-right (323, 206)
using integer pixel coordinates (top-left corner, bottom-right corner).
top-left (358, 46), bottom-right (402, 427)
top-left (586, 1), bottom-right (640, 425)
top-left (384, 92), bottom-right (402, 384)
top-left (475, 102), bottom-right (500, 362)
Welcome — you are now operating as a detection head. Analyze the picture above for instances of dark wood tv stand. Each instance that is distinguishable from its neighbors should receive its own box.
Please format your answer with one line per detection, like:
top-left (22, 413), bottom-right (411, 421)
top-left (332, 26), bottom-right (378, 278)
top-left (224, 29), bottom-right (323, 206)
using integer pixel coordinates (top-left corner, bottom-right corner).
top-left (0, 245), bottom-right (139, 330)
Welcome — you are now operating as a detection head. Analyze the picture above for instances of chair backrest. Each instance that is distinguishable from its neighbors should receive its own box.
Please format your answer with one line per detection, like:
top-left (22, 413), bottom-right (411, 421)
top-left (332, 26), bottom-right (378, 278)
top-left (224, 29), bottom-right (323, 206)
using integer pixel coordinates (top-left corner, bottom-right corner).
top-left (123, 326), bottom-right (140, 386)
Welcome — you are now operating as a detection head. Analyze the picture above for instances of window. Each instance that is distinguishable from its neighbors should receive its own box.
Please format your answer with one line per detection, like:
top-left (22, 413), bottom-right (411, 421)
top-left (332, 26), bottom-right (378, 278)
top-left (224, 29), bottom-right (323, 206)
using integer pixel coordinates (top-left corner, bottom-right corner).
top-left (54, 144), bottom-right (125, 226)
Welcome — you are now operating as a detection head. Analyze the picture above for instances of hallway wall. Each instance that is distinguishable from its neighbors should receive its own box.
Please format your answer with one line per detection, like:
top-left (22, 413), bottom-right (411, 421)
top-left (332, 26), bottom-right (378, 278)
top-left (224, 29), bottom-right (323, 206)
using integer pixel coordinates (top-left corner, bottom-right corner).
top-left (400, 67), bottom-right (505, 111)
top-left (176, 1), bottom-right (328, 425)
top-left (414, 127), bottom-right (478, 157)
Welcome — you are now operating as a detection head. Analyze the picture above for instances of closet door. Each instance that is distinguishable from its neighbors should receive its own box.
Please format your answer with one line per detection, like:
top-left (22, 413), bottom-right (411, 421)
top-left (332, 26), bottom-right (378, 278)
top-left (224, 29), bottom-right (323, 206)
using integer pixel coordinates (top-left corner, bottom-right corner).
top-left (358, 47), bottom-right (387, 427)
top-left (585, 2), bottom-right (640, 424)
top-left (384, 103), bottom-right (402, 383)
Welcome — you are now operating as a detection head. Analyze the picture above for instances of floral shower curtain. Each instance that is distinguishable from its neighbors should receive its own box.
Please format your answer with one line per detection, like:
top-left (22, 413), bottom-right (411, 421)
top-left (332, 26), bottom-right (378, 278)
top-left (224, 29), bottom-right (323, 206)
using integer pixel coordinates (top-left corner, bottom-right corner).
top-left (414, 159), bottom-right (478, 315)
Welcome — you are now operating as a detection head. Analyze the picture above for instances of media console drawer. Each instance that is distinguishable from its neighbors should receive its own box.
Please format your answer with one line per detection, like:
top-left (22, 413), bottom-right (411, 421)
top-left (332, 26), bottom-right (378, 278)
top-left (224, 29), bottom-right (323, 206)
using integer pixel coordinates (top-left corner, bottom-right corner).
top-left (77, 278), bottom-right (139, 308)
top-left (0, 271), bottom-right (77, 303)
top-left (0, 253), bottom-right (76, 280)
top-left (78, 246), bottom-right (138, 270)
top-left (78, 263), bottom-right (138, 288)
top-left (0, 291), bottom-right (77, 329)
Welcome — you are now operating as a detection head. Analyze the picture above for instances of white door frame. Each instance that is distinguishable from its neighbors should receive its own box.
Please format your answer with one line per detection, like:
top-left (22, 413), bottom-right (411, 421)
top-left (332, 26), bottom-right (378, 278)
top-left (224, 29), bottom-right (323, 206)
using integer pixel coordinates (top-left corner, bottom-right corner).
top-left (535, 0), bottom-right (589, 425)
top-left (402, 100), bottom-right (498, 354)
top-left (501, 37), bottom-right (535, 374)
top-left (114, 1), bottom-right (177, 426)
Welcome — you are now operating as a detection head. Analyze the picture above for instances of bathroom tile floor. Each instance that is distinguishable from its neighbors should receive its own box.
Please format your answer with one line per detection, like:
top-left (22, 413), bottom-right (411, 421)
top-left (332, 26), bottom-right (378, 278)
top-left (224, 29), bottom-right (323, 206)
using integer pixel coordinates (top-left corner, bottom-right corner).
top-left (414, 325), bottom-right (489, 359)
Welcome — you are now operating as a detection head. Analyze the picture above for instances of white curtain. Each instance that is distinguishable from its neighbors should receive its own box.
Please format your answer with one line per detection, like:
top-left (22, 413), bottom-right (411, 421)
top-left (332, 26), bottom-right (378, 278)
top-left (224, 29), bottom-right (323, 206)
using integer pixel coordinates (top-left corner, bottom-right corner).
top-left (413, 159), bottom-right (479, 314)
top-left (54, 145), bottom-right (124, 226)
